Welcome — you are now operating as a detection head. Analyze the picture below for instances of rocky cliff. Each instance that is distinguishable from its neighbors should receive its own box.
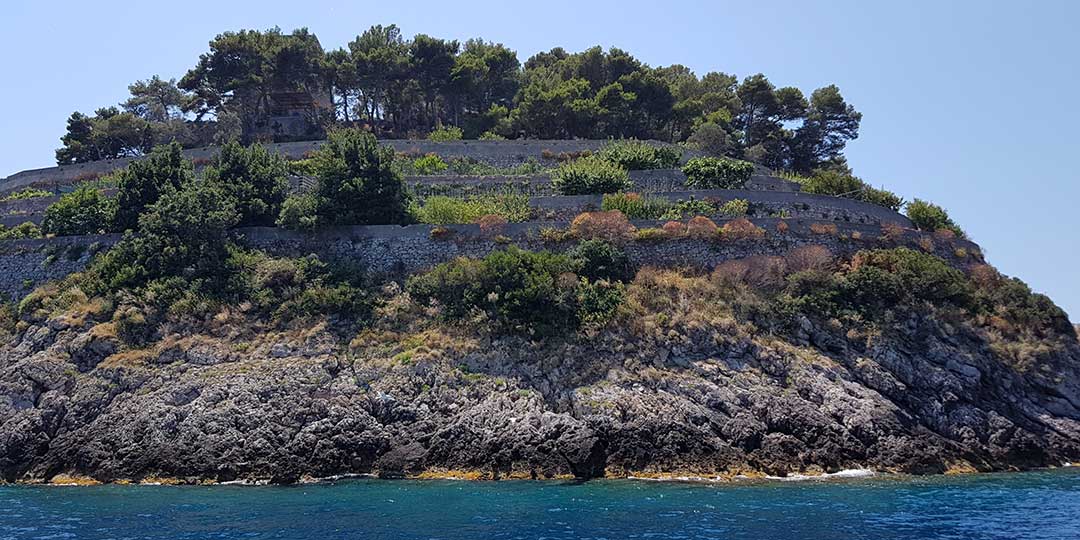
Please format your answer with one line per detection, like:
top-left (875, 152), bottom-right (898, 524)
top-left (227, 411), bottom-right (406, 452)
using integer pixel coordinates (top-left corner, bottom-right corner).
top-left (2, 271), bottom-right (1078, 485)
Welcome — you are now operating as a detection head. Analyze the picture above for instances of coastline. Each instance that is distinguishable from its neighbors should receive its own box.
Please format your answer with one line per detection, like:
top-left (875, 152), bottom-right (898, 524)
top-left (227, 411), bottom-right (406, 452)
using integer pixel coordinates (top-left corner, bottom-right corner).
top-left (17, 462), bottom-right (1079, 487)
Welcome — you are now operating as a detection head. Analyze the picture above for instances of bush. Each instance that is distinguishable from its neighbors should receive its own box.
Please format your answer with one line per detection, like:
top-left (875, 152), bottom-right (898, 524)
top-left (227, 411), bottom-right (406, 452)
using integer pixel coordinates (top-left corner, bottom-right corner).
top-left (0, 222), bottom-right (42, 240)
top-left (718, 198), bottom-right (749, 217)
top-left (2, 188), bottom-right (52, 202)
top-left (569, 239), bottom-right (634, 283)
top-left (42, 187), bottom-right (115, 236)
top-left (720, 218), bottom-right (765, 240)
top-left (569, 211), bottom-right (636, 242)
top-left (311, 129), bottom-right (412, 226)
top-left (601, 192), bottom-right (671, 219)
top-left (111, 142), bottom-right (194, 232)
top-left (551, 155), bottom-right (631, 195)
top-left (203, 141), bottom-right (289, 227)
top-left (428, 126), bottom-right (463, 141)
top-left (849, 248), bottom-right (972, 307)
top-left (277, 194), bottom-right (319, 230)
top-left (686, 216), bottom-right (719, 238)
top-left (906, 199), bottom-right (964, 237)
top-left (598, 140), bottom-right (682, 170)
top-left (682, 157), bottom-right (753, 189)
top-left (797, 170), bottom-right (903, 211)
top-left (406, 247), bottom-right (581, 334)
top-left (412, 154), bottom-right (449, 175)
top-left (411, 194), bottom-right (530, 224)
top-left (659, 197), bottom-right (716, 220)
top-left (91, 180), bottom-right (239, 292)
top-left (287, 158), bottom-right (317, 176)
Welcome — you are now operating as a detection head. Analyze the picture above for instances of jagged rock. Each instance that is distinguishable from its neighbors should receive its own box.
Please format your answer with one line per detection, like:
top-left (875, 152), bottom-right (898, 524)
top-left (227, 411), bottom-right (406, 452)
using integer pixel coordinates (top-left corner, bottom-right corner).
top-left (1, 311), bottom-right (1078, 484)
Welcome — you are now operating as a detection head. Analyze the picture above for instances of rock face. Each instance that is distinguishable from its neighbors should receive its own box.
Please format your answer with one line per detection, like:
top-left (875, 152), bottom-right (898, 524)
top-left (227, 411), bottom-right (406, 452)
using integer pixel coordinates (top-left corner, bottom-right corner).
top-left (2, 310), bottom-right (1079, 484)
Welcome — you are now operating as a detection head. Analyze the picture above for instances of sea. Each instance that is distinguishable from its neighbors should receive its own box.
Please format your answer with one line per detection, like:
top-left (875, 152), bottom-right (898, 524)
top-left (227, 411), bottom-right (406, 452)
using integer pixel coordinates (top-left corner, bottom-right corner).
top-left (1, 468), bottom-right (1078, 539)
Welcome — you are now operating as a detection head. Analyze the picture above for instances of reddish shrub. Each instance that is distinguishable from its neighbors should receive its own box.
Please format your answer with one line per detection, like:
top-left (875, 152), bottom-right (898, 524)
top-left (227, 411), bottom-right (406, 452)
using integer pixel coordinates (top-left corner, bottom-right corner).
top-left (784, 245), bottom-right (834, 273)
top-left (661, 220), bottom-right (686, 237)
top-left (475, 214), bottom-right (508, 239)
top-left (933, 228), bottom-right (958, 242)
top-left (881, 221), bottom-right (905, 241)
top-left (809, 222), bottom-right (839, 236)
top-left (918, 236), bottom-right (936, 253)
top-left (775, 220), bottom-right (790, 233)
top-left (569, 211), bottom-right (636, 242)
top-left (969, 264), bottom-right (1001, 288)
top-left (713, 256), bottom-right (785, 288)
top-left (721, 217), bottom-right (765, 240)
top-left (686, 216), bottom-right (720, 238)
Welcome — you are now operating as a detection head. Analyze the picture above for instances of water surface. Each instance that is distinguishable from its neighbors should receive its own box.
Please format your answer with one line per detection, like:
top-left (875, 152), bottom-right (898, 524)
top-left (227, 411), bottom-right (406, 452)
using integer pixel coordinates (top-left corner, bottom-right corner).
top-left (2, 469), bottom-right (1078, 539)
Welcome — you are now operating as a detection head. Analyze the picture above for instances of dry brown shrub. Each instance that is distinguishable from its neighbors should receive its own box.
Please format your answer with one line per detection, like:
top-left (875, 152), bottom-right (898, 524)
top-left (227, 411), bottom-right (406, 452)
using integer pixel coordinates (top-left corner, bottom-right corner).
top-left (918, 236), bottom-right (936, 253)
top-left (721, 218), bottom-right (766, 240)
top-left (881, 221), bottom-right (905, 240)
top-left (968, 263), bottom-right (1001, 288)
top-left (569, 211), bottom-right (636, 242)
top-left (686, 216), bottom-right (720, 238)
top-left (475, 214), bottom-right (508, 239)
top-left (661, 221), bottom-right (686, 237)
top-left (775, 220), bottom-right (790, 233)
top-left (933, 228), bottom-right (958, 242)
top-left (784, 245), bottom-right (834, 273)
top-left (430, 226), bottom-right (453, 240)
top-left (541, 149), bottom-right (556, 160)
top-left (954, 247), bottom-right (968, 258)
top-left (712, 256), bottom-right (785, 288)
top-left (851, 230), bottom-right (863, 240)
top-left (810, 222), bottom-right (839, 235)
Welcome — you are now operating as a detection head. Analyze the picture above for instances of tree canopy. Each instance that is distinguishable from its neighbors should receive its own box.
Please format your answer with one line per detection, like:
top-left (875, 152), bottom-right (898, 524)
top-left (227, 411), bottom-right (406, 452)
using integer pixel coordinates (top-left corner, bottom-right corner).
top-left (56, 25), bottom-right (862, 173)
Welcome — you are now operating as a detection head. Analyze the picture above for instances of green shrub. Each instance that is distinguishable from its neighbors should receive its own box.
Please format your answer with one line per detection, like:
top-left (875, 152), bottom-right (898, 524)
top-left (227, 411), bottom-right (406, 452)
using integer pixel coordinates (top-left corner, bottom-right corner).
top-left (849, 248), bottom-right (973, 308)
top-left (407, 247), bottom-right (578, 333)
top-left (287, 158), bottom-right (318, 176)
top-left (905, 199), bottom-right (964, 237)
top-left (111, 142), bottom-right (194, 232)
top-left (682, 157), bottom-right (753, 189)
top-left (2, 188), bottom-right (52, 202)
top-left (796, 170), bottom-right (903, 211)
top-left (411, 194), bottom-right (530, 224)
top-left (601, 192), bottom-right (671, 219)
top-left (42, 187), bottom-right (115, 236)
top-left (0, 222), bottom-right (42, 240)
top-left (203, 141), bottom-right (289, 227)
top-left (718, 198), bottom-right (750, 217)
top-left (551, 155), bottom-right (631, 195)
top-left (478, 131), bottom-right (505, 140)
top-left (569, 239), bottom-right (634, 283)
top-left (660, 197), bottom-right (717, 220)
top-left (406, 246), bottom-right (626, 334)
top-left (428, 126), bottom-right (464, 141)
top-left (311, 129), bottom-right (412, 226)
top-left (91, 180), bottom-right (239, 292)
top-left (277, 194), bottom-right (319, 230)
top-left (576, 279), bottom-right (625, 325)
top-left (598, 140), bottom-right (682, 170)
top-left (412, 154), bottom-right (449, 175)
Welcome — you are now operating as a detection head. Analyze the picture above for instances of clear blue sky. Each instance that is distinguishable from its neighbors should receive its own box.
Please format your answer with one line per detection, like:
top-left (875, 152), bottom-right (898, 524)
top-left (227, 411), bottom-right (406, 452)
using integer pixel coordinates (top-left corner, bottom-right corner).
top-left (2, 0), bottom-right (1077, 320)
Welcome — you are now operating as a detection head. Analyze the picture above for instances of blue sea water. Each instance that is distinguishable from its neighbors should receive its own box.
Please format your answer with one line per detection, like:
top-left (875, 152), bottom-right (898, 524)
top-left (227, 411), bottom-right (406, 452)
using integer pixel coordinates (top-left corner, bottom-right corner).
top-left (1, 469), bottom-right (1078, 540)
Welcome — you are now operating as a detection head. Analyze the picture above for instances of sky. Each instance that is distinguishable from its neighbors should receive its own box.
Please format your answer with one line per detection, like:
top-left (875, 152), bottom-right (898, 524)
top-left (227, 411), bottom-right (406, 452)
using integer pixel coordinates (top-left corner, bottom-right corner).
top-left (2, 0), bottom-right (1077, 319)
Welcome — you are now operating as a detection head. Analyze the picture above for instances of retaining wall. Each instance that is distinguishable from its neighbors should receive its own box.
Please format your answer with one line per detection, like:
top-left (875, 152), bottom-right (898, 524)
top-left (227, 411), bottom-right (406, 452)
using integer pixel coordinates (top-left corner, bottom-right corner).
top-left (1, 139), bottom-right (697, 193)
top-left (0, 217), bottom-right (978, 302)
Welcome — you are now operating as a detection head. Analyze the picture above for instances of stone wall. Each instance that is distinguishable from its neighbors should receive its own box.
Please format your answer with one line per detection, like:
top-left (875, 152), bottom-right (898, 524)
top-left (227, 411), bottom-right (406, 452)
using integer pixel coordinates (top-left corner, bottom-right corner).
top-left (0, 218), bottom-right (980, 301)
top-left (1, 140), bottom-right (695, 193)
top-left (0, 235), bottom-right (119, 299)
